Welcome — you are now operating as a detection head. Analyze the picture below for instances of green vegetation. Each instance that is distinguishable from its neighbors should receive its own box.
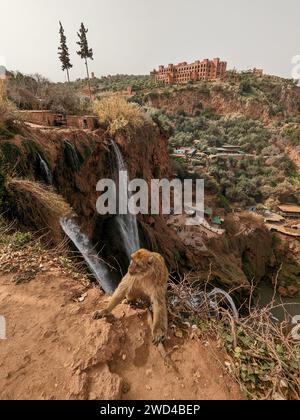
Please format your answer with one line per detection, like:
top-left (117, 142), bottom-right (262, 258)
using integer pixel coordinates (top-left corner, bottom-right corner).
top-left (88, 74), bottom-right (157, 93)
top-left (169, 278), bottom-right (300, 400)
top-left (283, 126), bottom-right (300, 146)
top-left (11, 231), bottom-right (33, 250)
top-left (22, 139), bottom-right (50, 167)
top-left (215, 318), bottom-right (300, 400)
top-left (58, 21), bottom-right (73, 83)
top-left (0, 123), bottom-right (16, 139)
top-left (76, 22), bottom-right (94, 99)
top-left (0, 82), bottom-right (18, 138)
top-left (0, 141), bottom-right (21, 165)
top-left (149, 107), bottom-right (300, 206)
top-left (6, 71), bottom-right (91, 114)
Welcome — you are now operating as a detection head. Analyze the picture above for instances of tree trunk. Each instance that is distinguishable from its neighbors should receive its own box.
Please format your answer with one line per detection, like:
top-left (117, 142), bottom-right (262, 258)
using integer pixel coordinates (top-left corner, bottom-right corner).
top-left (66, 68), bottom-right (70, 84)
top-left (85, 59), bottom-right (92, 100)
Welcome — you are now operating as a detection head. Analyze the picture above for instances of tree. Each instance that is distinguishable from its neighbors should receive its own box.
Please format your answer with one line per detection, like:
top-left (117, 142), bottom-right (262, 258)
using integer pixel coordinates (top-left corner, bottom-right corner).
top-left (77, 22), bottom-right (94, 100)
top-left (58, 22), bottom-right (73, 83)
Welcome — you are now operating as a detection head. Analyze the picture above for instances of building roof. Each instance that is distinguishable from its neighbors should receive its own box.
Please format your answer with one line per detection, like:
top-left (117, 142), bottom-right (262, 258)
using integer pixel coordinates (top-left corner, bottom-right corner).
top-left (264, 213), bottom-right (285, 223)
top-left (172, 154), bottom-right (186, 158)
top-left (212, 216), bottom-right (222, 225)
top-left (278, 205), bottom-right (300, 214)
top-left (175, 147), bottom-right (195, 152)
top-left (19, 110), bottom-right (55, 114)
top-left (222, 145), bottom-right (242, 149)
top-left (266, 224), bottom-right (300, 238)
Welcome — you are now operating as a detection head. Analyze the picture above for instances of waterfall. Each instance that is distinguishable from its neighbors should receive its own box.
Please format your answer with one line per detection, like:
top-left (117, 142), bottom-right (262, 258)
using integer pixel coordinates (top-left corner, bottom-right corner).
top-left (111, 141), bottom-right (140, 260)
top-left (60, 218), bottom-right (115, 295)
top-left (38, 154), bottom-right (53, 185)
top-left (207, 288), bottom-right (239, 320)
top-left (64, 141), bottom-right (80, 171)
top-left (188, 288), bottom-right (239, 320)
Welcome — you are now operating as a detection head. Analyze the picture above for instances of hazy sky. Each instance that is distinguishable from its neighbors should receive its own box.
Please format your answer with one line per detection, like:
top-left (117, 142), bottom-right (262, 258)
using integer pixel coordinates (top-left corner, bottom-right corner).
top-left (1, 0), bottom-right (299, 82)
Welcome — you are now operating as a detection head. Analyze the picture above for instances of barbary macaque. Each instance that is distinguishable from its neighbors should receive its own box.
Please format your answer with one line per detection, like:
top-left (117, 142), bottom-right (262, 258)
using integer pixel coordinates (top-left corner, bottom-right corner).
top-left (94, 249), bottom-right (169, 345)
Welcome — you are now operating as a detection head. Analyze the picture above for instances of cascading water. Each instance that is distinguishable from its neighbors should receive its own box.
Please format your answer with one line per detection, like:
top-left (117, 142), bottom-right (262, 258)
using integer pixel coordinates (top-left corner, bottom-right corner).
top-left (186, 288), bottom-right (239, 320)
top-left (111, 141), bottom-right (140, 260)
top-left (60, 218), bottom-right (115, 295)
top-left (38, 154), bottom-right (53, 185)
top-left (64, 141), bottom-right (80, 171)
top-left (207, 288), bottom-right (239, 320)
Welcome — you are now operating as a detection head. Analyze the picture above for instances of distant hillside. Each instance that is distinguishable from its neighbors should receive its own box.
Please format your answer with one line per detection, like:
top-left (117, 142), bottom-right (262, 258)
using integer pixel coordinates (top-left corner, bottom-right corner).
top-left (132, 73), bottom-right (300, 208)
top-left (132, 72), bottom-right (300, 122)
top-left (72, 74), bottom-right (156, 94)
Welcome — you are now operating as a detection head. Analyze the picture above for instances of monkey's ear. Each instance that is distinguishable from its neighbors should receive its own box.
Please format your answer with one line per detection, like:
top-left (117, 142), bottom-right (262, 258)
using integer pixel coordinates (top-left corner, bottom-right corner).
top-left (148, 256), bottom-right (154, 265)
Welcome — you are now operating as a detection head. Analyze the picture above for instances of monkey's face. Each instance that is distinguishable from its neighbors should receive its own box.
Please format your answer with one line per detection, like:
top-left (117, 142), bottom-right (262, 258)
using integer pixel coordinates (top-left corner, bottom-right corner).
top-left (129, 250), bottom-right (154, 275)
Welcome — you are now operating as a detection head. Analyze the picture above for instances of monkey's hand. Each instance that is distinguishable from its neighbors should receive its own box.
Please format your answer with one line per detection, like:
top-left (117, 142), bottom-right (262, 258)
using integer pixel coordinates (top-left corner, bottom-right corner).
top-left (152, 327), bottom-right (166, 346)
top-left (93, 309), bottom-right (109, 320)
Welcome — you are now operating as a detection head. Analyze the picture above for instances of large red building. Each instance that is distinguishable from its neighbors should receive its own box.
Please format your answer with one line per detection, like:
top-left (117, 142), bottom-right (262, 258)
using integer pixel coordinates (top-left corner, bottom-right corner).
top-left (151, 58), bottom-right (227, 84)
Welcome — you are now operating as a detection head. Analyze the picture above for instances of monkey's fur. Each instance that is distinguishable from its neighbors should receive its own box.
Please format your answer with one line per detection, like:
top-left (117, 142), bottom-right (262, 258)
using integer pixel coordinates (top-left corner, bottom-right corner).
top-left (94, 249), bottom-right (169, 345)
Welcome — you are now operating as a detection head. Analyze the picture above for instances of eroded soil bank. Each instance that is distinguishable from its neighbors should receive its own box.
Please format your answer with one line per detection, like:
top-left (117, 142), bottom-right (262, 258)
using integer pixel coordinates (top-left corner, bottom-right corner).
top-left (0, 258), bottom-right (242, 400)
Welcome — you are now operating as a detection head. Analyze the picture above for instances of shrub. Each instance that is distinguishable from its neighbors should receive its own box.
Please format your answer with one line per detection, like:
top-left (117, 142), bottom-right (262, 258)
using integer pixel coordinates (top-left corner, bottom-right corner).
top-left (43, 84), bottom-right (89, 115)
top-left (93, 96), bottom-right (144, 135)
top-left (0, 141), bottom-right (21, 165)
top-left (240, 80), bottom-right (253, 95)
top-left (0, 83), bottom-right (16, 127)
top-left (11, 232), bottom-right (32, 250)
top-left (145, 107), bottom-right (173, 136)
top-left (283, 126), bottom-right (300, 146)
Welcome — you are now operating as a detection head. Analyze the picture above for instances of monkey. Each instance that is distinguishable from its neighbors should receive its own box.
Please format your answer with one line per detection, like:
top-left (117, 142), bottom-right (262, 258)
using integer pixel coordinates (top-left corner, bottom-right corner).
top-left (93, 249), bottom-right (169, 345)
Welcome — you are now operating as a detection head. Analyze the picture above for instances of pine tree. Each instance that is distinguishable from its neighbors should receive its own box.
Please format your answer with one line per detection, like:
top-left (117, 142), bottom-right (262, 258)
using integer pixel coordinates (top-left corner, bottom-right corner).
top-left (58, 21), bottom-right (73, 83)
top-left (77, 22), bottom-right (94, 100)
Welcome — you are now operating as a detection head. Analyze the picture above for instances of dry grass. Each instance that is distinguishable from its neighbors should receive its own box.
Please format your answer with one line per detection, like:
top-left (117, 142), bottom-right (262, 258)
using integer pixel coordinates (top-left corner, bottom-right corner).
top-left (0, 82), bottom-right (16, 125)
top-left (0, 215), bottom-right (91, 287)
top-left (168, 275), bottom-right (300, 401)
top-left (93, 96), bottom-right (144, 135)
top-left (5, 179), bottom-right (74, 243)
top-left (6, 178), bottom-right (73, 218)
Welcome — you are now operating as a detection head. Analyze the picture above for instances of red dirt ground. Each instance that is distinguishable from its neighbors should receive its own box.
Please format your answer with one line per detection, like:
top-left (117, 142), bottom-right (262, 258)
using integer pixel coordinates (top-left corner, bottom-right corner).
top-left (0, 269), bottom-right (243, 400)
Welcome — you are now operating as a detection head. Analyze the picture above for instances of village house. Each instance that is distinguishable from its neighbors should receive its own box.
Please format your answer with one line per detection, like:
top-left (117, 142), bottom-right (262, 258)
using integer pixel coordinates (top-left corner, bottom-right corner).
top-left (172, 147), bottom-right (196, 158)
top-left (19, 110), bottom-right (59, 127)
top-left (151, 58), bottom-right (227, 85)
top-left (278, 205), bottom-right (300, 218)
top-left (66, 115), bottom-right (99, 130)
top-left (264, 213), bottom-right (285, 224)
top-left (221, 145), bottom-right (243, 152)
top-left (243, 68), bottom-right (264, 77)
top-left (20, 110), bottom-right (99, 130)
top-left (253, 68), bottom-right (264, 77)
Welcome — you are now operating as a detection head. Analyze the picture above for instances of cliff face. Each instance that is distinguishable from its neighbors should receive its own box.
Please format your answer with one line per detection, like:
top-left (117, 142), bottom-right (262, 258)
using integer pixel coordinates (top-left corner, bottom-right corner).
top-left (2, 122), bottom-right (194, 272)
top-left (145, 84), bottom-right (300, 121)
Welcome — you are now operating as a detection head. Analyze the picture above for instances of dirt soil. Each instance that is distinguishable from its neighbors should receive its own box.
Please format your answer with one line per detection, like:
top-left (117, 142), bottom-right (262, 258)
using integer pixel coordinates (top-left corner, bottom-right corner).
top-left (0, 269), bottom-right (242, 400)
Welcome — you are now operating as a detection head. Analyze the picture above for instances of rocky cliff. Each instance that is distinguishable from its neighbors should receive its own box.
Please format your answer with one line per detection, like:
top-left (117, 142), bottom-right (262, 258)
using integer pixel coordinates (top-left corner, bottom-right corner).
top-left (1, 121), bottom-right (194, 274)
top-left (142, 81), bottom-right (300, 121)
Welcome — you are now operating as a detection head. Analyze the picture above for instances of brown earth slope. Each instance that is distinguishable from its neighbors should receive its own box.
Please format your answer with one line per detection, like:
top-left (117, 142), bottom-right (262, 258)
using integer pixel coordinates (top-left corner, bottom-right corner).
top-left (0, 254), bottom-right (242, 400)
